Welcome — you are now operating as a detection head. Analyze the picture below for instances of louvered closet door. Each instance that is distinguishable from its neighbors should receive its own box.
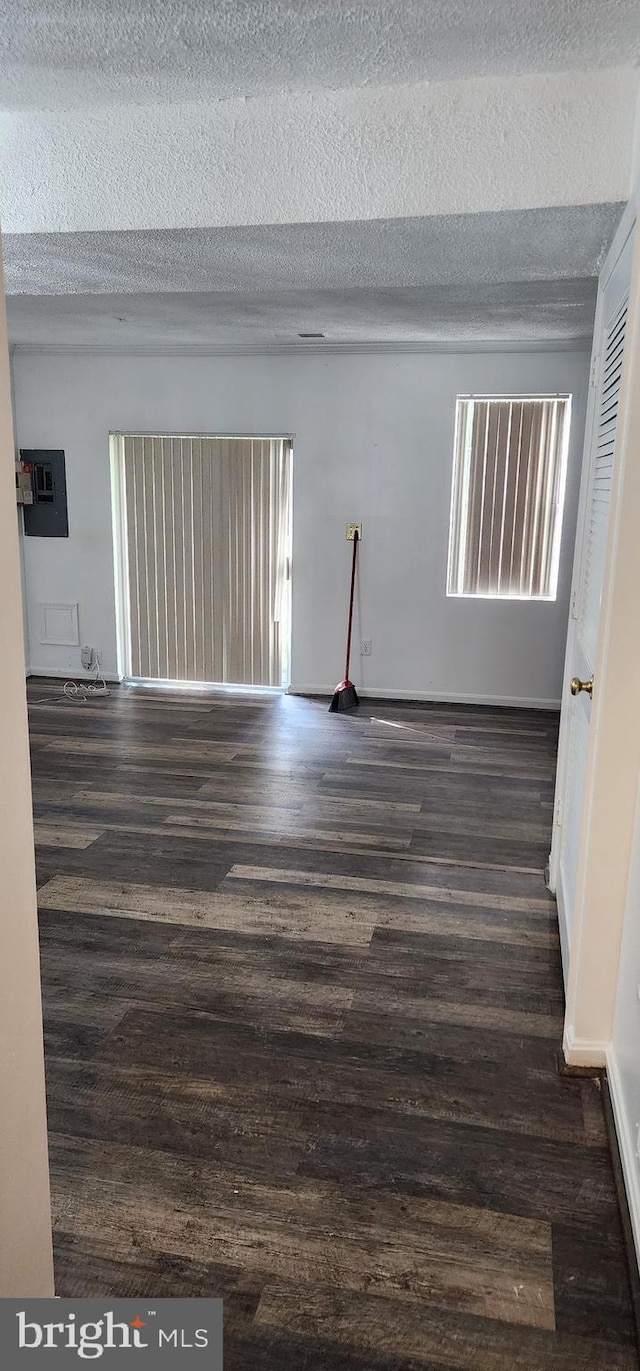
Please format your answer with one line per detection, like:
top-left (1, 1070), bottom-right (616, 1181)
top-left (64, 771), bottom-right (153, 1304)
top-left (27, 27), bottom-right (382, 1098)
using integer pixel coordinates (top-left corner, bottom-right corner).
top-left (115, 435), bottom-right (292, 687)
top-left (555, 228), bottom-right (633, 950)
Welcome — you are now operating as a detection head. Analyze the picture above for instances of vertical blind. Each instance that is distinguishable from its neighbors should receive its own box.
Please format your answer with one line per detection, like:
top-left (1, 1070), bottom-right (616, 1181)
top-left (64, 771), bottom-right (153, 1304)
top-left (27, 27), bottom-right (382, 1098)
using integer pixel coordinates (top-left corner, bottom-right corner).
top-left (447, 395), bottom-right (571, 599)
top-left (113, 435), bottom-right (292, 686)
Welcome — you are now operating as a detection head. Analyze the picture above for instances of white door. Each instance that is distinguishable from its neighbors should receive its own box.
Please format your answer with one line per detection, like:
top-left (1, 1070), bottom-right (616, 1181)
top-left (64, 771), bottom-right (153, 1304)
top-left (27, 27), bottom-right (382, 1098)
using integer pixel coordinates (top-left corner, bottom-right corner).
top-left (551, 220), bottom-right (634, 969)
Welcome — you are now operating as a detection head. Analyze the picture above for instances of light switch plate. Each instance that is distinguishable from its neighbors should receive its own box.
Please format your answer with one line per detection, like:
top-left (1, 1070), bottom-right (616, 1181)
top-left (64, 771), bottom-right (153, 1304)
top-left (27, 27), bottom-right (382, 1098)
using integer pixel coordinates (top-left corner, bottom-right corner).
top-left (346, 523), bottom-right (363, 540)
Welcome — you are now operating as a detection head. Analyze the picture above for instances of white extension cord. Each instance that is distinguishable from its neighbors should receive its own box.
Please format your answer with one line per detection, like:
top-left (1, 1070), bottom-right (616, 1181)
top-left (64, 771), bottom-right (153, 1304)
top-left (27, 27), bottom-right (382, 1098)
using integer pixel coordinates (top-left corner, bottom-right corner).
top-left (63, 650), bottom-right (110, 700)
top-left (31, 651), bottom-right (111, 705)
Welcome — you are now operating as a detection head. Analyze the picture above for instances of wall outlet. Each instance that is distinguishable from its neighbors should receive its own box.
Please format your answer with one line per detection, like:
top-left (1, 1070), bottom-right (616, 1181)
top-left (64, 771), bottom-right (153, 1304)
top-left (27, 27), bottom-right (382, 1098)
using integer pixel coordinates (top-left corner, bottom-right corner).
top-left (346, 523), bottom-right (363, 541)
top-left (81, 645), bottom-right (95, 670)
top-left (360, 639), bottom-right (372, 656)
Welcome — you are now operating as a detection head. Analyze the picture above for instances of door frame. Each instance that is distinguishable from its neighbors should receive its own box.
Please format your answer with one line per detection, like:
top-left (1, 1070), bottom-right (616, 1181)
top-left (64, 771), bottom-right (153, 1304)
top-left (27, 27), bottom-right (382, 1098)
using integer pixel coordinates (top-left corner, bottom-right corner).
top-left (549, 199), bottom-right (640, 1065)
top-left (0, 240), bottom-right (54, 1294)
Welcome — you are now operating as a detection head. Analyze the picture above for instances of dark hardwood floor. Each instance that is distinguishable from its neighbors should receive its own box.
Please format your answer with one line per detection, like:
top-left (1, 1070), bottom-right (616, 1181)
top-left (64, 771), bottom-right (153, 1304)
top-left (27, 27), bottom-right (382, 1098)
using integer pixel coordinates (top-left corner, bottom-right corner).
top-left (29, 679), bottom-right (638, 1369)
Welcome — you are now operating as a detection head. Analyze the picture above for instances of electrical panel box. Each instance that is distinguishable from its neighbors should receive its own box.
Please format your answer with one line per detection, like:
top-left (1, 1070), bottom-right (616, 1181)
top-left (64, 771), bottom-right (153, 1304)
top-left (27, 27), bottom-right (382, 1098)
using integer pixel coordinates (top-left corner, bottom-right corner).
top-left (21, 449), bottom-right (69, 538)
top-left (15, 460), bottom-right (34, 505)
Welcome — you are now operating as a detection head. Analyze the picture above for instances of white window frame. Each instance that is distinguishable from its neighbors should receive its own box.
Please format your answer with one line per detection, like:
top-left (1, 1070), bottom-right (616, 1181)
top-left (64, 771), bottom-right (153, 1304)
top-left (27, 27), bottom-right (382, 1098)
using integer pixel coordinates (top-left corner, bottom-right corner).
top-left (446, 392), bottom-right (572, 602)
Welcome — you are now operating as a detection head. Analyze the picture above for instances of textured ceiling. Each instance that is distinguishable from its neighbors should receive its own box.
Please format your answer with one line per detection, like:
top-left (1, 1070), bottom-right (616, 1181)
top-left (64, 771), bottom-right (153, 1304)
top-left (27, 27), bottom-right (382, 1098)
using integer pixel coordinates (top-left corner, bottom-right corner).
top-left (1, 0), bottom-right (639, 110)
top-left (7, 279), bottom-right (598, 348)
top-left (2, 205), bottom-right (624, 298)
top-left (6, 203), bottom-right (620, 346)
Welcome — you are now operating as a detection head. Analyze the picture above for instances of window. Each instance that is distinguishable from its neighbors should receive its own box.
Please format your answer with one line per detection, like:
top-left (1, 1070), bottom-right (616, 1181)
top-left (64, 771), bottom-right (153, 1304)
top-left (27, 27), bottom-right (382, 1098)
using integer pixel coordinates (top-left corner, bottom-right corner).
top-left (447, 394), bottom-right (571, 600)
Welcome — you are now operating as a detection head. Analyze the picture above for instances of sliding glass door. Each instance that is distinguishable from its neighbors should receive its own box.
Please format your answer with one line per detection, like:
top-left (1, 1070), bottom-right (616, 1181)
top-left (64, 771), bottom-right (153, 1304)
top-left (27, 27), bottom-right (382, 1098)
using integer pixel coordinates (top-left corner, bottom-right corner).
top-left (110, 434), bottom-right (292, 687)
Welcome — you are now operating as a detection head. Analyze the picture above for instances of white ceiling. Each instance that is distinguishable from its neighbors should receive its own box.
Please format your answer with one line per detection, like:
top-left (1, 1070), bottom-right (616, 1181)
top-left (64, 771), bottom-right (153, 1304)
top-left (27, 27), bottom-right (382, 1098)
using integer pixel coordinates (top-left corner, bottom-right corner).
top-left (1, 0), bottom-right (639, 110)
top-left (3, 6), bottom-right (632, 348)
top-left (2, 206), bottom-right (623, 298)
top-left (4, 204), bottom-right (621, 346)
top-left (7, 279), bottom-right (598, 348)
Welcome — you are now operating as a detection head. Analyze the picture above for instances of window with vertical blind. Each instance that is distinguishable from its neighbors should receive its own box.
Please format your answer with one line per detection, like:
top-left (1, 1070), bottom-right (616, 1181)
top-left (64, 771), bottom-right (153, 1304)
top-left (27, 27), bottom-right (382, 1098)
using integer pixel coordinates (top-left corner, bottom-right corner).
top-left (110, 434), bottom-right (292, 687)
top-left (447, 395), bottom-right (572, 600)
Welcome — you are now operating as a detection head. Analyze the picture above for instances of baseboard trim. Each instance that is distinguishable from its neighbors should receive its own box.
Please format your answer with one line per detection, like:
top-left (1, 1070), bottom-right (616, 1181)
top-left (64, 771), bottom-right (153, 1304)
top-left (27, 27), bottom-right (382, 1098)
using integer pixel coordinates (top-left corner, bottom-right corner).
top-left (27, 668), bottom-right (121, 684)
top-left (555, 880), bottom-right (571, 992)
top-left (603, 1052), bottom-right (640, 1352)
top-left (606, 1048), bottom-right (640, 1274)
top-left (24, 673), bottom-right (563, 709)
top-left (562, 1025), bottom-right (607, 1067)
top-left (289, 686), bottom-right (561, 709)
top-left (557, 1045), bottom-right (640, 1345)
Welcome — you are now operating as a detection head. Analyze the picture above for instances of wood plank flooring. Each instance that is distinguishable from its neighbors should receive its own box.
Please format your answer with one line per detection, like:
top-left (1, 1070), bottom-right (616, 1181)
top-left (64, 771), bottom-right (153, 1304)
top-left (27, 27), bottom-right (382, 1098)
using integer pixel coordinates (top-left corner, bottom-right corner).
top-left (29, 679), bottom-right (638, 1369)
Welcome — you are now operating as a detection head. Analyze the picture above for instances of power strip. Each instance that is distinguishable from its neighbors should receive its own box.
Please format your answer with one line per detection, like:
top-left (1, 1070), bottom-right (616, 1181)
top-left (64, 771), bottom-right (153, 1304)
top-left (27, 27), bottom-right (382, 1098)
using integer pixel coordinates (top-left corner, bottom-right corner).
top-left (63, 650), bottom-right (111, 701)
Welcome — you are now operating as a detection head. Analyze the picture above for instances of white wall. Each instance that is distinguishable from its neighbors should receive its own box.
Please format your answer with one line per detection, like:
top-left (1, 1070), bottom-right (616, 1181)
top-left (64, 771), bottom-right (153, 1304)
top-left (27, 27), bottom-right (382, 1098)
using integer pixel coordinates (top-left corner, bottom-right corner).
top-left (12, 344), bottom-right (589, 706)
top-left (610, 774), bottom-right (640, 1263)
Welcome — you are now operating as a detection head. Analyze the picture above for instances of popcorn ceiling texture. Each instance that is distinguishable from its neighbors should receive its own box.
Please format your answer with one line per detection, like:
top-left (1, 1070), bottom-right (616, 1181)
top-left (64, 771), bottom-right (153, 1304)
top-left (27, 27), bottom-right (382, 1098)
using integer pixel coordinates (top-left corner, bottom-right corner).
top-left (2, 4), bottom-right (636, 348)
top-left (6, 279), bottom-right (598, 347)
top-left (1, 70), bottom-right (636, 235)
top-left (1, 0), bottom-right (638, 110)
top-left (2, 206), bottom-right (623, 298)
top-left (2, 197), bottom-right (623, 347)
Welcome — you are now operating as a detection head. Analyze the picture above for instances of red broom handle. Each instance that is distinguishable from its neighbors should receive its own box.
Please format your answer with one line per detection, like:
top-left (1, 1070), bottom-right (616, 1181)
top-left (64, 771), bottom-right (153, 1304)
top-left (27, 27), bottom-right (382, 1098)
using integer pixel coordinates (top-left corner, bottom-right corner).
top-left (344, 530), bottom-right (359, 681)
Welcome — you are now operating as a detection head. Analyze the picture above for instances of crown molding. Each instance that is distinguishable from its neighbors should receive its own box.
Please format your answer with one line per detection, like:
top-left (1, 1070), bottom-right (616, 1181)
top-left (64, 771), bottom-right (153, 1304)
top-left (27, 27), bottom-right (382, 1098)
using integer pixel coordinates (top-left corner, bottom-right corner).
top-left (9, 337), bottom-right (592, 359)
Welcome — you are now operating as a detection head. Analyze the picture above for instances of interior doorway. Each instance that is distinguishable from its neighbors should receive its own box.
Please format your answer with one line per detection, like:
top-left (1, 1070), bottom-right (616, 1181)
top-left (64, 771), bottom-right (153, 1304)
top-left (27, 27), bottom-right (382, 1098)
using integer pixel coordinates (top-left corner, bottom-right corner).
top-left (110, 433), bottom-right (293, 689)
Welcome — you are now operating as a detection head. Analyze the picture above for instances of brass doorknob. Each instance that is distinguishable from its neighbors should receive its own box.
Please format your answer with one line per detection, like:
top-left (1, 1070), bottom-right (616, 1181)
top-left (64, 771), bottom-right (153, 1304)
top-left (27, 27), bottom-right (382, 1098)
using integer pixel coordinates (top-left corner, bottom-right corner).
top-left (570, 676), bottom-right (593, 697)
